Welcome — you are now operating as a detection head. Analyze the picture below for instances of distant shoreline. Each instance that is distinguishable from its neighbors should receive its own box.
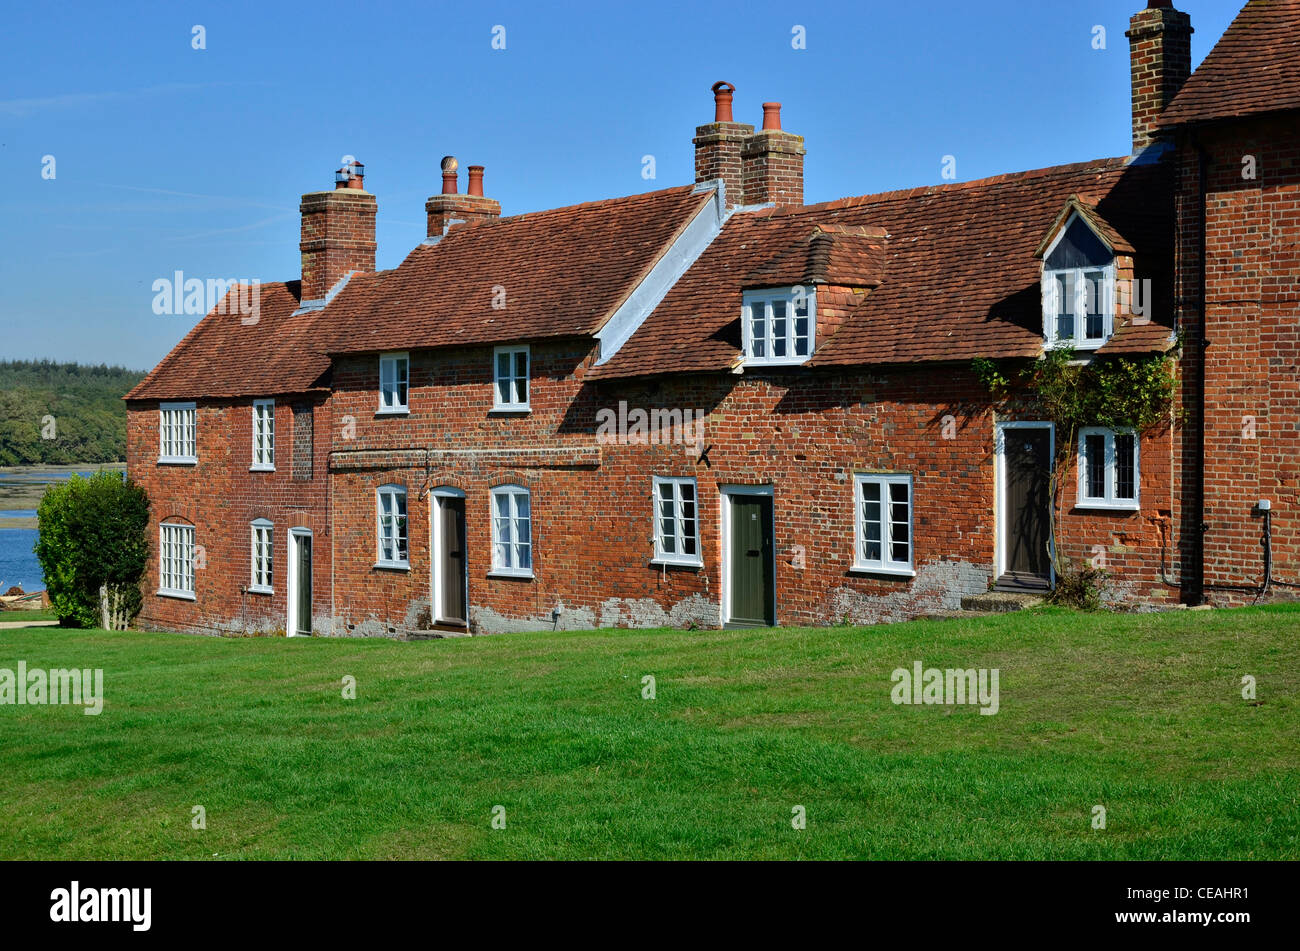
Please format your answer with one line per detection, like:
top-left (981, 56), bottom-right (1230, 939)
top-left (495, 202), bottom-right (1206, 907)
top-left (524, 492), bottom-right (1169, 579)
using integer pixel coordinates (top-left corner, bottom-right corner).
top-left (0, 463), bottom-right (127, 528)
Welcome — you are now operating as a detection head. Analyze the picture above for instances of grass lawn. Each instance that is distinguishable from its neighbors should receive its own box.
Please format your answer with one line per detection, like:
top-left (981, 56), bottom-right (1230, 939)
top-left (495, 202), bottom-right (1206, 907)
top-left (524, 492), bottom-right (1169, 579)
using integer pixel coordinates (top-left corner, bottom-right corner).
top-left (0, 609), bottom-right (56, 623)
top-left (0, 605), bottom-right (1296, 860)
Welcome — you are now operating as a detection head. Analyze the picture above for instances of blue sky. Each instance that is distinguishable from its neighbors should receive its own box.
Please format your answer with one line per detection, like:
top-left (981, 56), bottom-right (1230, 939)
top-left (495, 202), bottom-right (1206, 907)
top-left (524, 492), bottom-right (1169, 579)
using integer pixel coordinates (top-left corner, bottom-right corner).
top-left (0, 0), bottom-right (1241, 371)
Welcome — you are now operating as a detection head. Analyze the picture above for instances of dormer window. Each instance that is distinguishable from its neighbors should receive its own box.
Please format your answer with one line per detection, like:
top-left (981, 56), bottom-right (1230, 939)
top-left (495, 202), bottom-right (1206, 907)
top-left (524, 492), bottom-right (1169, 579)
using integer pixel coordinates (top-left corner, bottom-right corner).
top-left (1042, 215), bottom-right (1115, 350)
top-left (742, 287), bottom-right (815, 366)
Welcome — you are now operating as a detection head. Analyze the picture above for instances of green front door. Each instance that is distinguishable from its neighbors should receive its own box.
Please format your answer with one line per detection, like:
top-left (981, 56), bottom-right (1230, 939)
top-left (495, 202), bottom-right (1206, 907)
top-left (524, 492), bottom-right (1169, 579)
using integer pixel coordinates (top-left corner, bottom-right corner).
top-left (728, 494), bottom-right (774, 627)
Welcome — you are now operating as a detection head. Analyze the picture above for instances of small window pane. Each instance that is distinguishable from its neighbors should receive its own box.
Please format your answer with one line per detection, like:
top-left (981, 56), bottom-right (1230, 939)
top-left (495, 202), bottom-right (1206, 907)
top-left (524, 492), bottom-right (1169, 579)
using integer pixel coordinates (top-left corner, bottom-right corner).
top-left (1056, 274), bottom-right (1074, 341)
top-left (889, 482), bottom-right (910, 563)
top-left (772, 300), bottom-right (787, 357)
top-left (750, 303), bottom-right (766, 358)
top-left (1115, 433), bottom-right (1136, 500)
top-left (1084, 271), bottom-right (1106, 339)
top-left (1085, 434), bottom-right (1106, 498)
top-left (861, 482), bottom-right (882, 562)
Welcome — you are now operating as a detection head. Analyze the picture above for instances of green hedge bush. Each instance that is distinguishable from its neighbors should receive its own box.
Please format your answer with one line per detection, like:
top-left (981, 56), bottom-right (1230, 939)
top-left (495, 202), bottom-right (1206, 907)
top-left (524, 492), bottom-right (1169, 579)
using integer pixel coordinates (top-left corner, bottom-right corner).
top-left (34, 471), bottom-right (149, 628)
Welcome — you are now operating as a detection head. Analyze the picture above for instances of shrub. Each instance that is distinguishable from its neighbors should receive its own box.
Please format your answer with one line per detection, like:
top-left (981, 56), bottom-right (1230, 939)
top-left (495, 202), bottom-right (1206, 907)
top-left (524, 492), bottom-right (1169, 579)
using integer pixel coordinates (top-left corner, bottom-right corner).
top-left (34, 471), bottom-right (149, 628)
top-left (1049, 560), bottom-right (1108, 612)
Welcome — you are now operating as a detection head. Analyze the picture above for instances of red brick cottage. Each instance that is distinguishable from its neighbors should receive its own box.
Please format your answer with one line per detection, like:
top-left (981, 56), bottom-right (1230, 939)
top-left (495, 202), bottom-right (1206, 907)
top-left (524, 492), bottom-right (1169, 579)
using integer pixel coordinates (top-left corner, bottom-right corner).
top-left (125, 0), bottom-right (1300, 637)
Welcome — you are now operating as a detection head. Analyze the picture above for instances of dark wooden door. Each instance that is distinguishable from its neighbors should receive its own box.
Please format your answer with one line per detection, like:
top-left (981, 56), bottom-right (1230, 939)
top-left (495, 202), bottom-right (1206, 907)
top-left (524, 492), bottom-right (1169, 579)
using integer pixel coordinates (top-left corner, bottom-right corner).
top-left (729, 495), bottom-right (774, 627)
top-left (439, 498), bottom-right (467, 625)
top-left (296, 534), bottom-right (312, 636)
top-left (1005, 427), bottom-right (1051, 580)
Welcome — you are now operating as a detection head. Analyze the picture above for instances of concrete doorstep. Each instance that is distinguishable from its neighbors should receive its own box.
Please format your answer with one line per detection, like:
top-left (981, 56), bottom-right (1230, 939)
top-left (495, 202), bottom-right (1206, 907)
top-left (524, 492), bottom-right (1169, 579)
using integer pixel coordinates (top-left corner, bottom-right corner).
top-left (959, 592), bottom-right (1045, 614)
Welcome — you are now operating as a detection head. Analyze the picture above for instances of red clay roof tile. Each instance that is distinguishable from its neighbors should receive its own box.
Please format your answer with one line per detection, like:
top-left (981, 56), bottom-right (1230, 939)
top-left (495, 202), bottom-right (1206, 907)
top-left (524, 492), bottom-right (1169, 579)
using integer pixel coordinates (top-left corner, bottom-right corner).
top-left (125, 186), bottom-right (712, 401)
top-left (590, 157), bottom-right (1173, 379)
top-left (321, 185), bottom-right (713, 355)
top-left (125, 281), bottom-right (332, 401)
top-left (1159, 0), bottom-right (1300, 127)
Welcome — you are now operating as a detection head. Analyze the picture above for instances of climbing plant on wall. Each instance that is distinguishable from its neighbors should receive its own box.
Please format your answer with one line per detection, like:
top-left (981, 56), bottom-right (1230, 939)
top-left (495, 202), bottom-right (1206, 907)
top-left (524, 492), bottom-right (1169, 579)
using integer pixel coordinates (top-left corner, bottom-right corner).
top-left (973, 344), bottom-right (1179, 593)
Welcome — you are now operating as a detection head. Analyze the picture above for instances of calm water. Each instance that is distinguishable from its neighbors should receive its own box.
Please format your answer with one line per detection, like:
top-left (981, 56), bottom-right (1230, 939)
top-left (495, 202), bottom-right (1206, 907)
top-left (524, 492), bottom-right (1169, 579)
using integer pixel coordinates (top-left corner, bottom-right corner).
top-left (0, 528), bottom-right (42, 591)
top-left (0, 466), bottom-right (120, 594)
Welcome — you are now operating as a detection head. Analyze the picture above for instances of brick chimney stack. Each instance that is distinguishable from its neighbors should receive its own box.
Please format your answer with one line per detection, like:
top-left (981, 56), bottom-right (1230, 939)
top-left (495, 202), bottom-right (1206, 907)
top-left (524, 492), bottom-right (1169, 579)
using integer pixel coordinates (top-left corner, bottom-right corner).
top-left (299, 161), bottom-right (376, 306)
top-left (742, 102), bottom-right (805, 206)
top-left (425, 156), bottom-right (501, 238)
top-left (693, 82), bottom-right (753, 207)
top-left (1126, 0), bottom-right (1193, 153)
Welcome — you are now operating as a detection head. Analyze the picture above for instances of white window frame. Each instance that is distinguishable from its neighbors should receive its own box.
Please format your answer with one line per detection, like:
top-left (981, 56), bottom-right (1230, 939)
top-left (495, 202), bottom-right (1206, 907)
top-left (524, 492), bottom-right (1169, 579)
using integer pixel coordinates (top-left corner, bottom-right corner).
top-left (489, 484), bottom-right (534, 578)
top-left (1041, 215), bottom-right (1116, 350)
top-left (249, 518), bottom-right (273, 593)
top-left (158, 521), bottom-right (196, 599)
top-left (851, 473), bottom-right (915, 576)
top-left (492, 345), bottom-right (531, 412)
top-left (158, 401), bottom-right (197, 464)
top-left (376, 484), bottom-right (409, 569)
top-left (1077, 427), bottom-right (1140, 511)
top-left (251, 399), bottom-right (275, 471)
top-left (652, 476), bottom-right (702, 567)
top-left (741, 286), bottom-right (816, 366)
top-left (378, 352), bottom-right (410, 414)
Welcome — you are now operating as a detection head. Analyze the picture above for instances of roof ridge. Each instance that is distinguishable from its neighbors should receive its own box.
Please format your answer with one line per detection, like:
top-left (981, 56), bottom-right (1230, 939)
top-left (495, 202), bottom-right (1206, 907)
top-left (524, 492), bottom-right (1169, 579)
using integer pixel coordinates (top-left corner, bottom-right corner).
top-left (474, 183), bottom-right (699, 227)
top-left (751, 156), bottom-right (1130, 218)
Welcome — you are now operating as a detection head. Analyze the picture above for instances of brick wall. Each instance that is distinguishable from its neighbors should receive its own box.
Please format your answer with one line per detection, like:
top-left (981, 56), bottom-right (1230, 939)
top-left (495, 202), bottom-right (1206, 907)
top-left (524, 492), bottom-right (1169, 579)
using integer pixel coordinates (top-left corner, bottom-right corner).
top-left (319, 342), bottom-right (1177, 635)
top-left (1173, 115), bottom-right (1300, 601)
top-left (126, 394), bottom-right (332, 635)
top-left (127, 330), bottom-right (1183, 637)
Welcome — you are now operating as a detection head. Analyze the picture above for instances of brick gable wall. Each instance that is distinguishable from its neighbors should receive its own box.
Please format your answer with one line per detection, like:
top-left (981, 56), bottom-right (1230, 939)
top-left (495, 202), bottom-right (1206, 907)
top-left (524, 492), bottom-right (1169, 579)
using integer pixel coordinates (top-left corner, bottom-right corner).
top-left (1173, 115), bottom-right (1300, 600)
top-left (127, 395), bottom-right (332, 635)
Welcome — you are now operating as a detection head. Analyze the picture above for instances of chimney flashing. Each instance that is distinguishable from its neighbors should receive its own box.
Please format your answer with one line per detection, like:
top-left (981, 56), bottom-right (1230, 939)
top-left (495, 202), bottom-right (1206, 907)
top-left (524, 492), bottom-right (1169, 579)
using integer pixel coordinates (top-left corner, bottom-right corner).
top-left (292, 269), bottom-right (359, 315)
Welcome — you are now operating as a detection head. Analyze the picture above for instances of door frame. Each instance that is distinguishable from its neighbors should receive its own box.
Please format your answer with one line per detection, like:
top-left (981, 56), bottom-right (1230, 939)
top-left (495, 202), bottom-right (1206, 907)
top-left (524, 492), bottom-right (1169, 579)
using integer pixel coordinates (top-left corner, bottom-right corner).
top-left (429, 487), bottom-right (469, 627)
top-left (286, 527), bottom-right (313, 637)
top-left (719, 484), bottom-right (776, 627)
top-left (993, 421), bottom-right (1056, 585)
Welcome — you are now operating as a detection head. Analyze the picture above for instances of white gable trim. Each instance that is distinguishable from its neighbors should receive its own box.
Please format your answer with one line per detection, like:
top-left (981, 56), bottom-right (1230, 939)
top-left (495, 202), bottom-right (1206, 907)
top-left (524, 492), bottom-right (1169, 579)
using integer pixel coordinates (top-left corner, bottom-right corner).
top-left (1042, 210), bottom-right (1113, 261)
top-left (594, 183), bottom-right (730, 366)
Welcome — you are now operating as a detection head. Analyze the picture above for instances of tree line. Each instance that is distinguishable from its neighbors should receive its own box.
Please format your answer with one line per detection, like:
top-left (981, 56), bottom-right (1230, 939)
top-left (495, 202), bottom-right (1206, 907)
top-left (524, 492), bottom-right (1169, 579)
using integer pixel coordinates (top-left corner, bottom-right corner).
top-left (0, 360), bottom-right (145, 465)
